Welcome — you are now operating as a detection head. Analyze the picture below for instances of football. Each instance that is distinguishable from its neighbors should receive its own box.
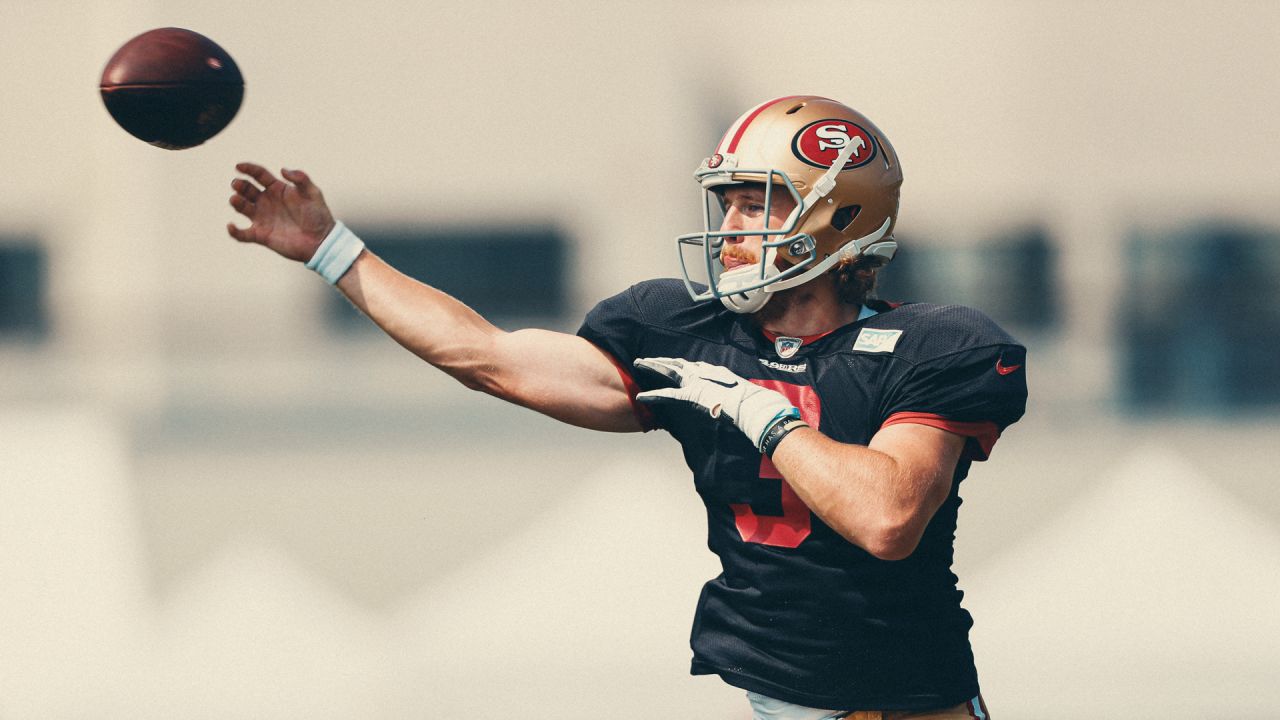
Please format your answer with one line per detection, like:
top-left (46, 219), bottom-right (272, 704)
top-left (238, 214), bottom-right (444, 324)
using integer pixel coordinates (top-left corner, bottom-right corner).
top-left (99, 27), bottom-right (244, 150)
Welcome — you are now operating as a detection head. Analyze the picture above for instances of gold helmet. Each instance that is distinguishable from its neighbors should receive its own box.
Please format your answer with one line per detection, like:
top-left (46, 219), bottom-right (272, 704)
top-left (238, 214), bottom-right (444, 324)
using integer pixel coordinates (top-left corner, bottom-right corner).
top-left (676, 96), bottom-right (903, 313)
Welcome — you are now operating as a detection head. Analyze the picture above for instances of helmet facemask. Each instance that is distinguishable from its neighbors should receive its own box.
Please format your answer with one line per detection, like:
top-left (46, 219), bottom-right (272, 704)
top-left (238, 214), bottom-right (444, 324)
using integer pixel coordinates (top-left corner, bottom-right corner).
top-left (677, 169), bottom-right (817, 314)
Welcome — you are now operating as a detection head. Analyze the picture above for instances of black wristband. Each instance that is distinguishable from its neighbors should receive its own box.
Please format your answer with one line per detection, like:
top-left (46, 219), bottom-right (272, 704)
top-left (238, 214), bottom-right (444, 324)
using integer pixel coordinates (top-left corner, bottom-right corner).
top-left (759, 417), bottom-right (810, 458)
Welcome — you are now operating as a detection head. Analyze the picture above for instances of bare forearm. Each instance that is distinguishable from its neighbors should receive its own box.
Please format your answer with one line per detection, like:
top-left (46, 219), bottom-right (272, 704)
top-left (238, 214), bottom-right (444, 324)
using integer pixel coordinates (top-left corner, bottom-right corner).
top-left (335, 250), bottom-right (502, 390)
top-left (771, 424), bottom-right (960, 560)
top-left (771, 429), bottom-right (912, 557)
top-left (225, 164), bottom-right (633, 428)
top-left (331, 249), bottom-right (640, 432)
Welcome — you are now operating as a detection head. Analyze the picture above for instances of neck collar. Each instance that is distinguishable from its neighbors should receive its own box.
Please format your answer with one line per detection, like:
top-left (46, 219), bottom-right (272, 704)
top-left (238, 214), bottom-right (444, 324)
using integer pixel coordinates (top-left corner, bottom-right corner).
top-left (758, 304), bottom-right (879, 346)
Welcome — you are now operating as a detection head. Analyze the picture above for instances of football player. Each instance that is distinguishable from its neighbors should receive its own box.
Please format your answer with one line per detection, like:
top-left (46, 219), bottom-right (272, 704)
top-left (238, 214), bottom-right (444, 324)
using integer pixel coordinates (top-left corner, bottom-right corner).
top-left (227, 95), bottom-right (1024, 720)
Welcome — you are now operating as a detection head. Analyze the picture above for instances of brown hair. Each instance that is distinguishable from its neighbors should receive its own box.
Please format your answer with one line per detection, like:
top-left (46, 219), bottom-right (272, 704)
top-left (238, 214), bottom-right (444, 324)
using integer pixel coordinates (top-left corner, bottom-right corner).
top-left (833, 254), bottom-right (886, 306)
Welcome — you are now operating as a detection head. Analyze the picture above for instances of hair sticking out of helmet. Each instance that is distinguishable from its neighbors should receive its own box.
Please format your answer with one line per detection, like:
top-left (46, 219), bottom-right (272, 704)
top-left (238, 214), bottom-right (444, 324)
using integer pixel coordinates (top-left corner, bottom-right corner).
top-left (674, 96), bottom-right (903, 313)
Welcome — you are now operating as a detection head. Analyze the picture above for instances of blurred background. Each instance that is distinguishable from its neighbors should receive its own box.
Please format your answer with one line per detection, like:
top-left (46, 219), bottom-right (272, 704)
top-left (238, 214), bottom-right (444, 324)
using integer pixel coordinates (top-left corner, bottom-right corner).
top-left (2, 1), bottom-right (1279, 718)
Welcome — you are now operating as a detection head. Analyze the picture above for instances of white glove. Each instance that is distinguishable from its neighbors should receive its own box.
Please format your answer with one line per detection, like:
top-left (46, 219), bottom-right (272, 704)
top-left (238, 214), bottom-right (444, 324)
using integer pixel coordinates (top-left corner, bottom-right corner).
top-left (634, 357), bottom-right (800, 451)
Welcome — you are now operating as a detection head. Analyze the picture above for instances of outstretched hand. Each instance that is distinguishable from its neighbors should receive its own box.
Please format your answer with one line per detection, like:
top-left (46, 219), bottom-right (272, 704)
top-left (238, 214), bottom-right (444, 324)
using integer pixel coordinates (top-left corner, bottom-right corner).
top-left (227, 163), bottom-right (337, 263)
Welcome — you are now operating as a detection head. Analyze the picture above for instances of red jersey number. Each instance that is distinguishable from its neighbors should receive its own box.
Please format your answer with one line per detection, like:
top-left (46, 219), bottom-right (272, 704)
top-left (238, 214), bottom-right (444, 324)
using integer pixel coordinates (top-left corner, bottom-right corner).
top-left (730, 380), bottom-right (820, 548)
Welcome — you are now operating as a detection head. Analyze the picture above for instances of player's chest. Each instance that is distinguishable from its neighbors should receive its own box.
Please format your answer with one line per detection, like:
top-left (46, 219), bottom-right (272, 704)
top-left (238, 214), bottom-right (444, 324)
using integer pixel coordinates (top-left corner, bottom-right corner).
top-left (655, 342), bottom-right (894, 448)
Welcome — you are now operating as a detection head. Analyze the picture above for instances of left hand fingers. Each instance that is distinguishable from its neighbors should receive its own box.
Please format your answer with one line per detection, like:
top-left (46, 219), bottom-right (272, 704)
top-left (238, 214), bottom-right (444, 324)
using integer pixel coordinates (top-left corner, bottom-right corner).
top-left (226, 221), bottom-right (253, 243)
top-left (231, 178), bottom-right (261, 202)
top-left (280, 168), bottom-right (321, 199)
top-left (229, 193), bottom-right (255, 219)
top-left (235, 161), bottom-right (280, 189)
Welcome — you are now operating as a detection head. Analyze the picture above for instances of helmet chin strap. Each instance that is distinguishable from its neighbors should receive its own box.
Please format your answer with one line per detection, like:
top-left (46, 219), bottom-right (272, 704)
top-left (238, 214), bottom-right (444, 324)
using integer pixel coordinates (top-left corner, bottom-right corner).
top-left (765, 218), bottom-right (892, 294)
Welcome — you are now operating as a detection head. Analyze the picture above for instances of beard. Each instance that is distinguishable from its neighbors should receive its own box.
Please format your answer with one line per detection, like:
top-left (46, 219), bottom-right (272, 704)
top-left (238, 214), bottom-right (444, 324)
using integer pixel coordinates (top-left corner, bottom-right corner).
top-left (719, 243), bottom-right (759, 267)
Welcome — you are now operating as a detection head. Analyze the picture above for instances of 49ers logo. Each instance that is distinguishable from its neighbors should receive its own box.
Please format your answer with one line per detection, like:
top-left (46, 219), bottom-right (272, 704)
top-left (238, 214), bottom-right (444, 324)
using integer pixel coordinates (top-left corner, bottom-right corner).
top-left (791, 119), bottom-right (876, 170)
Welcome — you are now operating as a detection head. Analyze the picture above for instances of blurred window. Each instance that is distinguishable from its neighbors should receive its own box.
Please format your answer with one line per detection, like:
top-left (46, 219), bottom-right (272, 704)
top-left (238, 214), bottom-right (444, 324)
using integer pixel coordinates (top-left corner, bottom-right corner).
top-left (0, 239), bottom-right (48, 341)
top-left (874, 227), bottom-right (1058, 332)
top-left (1121, 223), bottom-right (1280, 413)
top-left (327, 226), bottom-right (569, 330)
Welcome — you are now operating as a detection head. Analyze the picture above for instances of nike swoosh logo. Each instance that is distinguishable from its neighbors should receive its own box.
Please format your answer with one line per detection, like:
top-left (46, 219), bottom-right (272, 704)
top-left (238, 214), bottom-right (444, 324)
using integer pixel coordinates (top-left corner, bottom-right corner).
top-left (995, 360), bottom-right (1022, 376)
top-left (705, 378), bottom-right (739, 388)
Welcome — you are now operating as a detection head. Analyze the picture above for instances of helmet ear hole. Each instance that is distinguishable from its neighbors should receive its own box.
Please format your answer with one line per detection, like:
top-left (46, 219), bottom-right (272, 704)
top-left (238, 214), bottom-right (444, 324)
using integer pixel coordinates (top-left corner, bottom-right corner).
top-left (832, 205), bottom-right (861, 232)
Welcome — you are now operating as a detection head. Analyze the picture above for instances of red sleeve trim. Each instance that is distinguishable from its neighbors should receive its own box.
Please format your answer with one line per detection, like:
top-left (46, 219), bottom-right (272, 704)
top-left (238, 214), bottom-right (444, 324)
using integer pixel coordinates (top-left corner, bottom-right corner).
top-left (598, 349), bottom-right (656, 431)
top-left (881, 411), bottom-right (1001, 461)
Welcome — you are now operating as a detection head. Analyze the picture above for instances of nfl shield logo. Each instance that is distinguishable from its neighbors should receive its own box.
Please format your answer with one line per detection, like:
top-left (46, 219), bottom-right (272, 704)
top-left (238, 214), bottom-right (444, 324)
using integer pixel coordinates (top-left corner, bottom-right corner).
top-left (775, 336), bottom-right (803, 359)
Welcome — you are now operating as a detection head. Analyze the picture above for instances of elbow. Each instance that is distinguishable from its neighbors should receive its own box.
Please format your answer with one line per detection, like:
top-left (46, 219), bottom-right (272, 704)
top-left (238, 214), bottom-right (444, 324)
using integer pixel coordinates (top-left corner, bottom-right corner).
top-left (830, 515), bottom-right (920, 561)
top-left (862, 517), bottom-right (924, 561)
top-left (867, 538), bottom-right (919, 562)
top-left (860, 470), bottom-right (951, 561)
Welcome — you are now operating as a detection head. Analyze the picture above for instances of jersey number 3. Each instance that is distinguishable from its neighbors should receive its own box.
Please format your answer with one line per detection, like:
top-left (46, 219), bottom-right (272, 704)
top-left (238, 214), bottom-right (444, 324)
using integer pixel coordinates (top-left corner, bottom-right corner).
top-left (731, 380), bottom-right (820, 549)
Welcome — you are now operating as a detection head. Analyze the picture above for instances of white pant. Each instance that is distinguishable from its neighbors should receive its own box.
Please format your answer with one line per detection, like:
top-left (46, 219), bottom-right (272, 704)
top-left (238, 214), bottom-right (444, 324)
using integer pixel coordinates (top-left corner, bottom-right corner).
top-left (746, 691), bottom-right (850, 720)
top-left (746, 691), bottom-right (990, 720)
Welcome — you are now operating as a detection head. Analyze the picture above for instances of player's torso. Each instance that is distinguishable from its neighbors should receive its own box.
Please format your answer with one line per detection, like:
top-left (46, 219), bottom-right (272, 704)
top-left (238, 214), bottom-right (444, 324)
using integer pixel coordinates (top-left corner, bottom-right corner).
top-left (625, 287), bottom-right (982, 707)
top-left (578, 279), bottom-right (1025, 708)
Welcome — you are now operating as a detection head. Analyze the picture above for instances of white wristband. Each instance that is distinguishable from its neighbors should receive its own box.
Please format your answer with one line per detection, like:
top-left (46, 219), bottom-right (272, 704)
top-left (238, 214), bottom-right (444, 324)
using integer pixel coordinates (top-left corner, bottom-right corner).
top-left (305, 221), bottom-right (366, 284)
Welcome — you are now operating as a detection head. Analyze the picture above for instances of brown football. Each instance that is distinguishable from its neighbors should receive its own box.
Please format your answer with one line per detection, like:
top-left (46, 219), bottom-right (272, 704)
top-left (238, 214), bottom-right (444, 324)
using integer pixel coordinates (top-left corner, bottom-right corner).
top-left (99, 27), bottom-right (244, 150)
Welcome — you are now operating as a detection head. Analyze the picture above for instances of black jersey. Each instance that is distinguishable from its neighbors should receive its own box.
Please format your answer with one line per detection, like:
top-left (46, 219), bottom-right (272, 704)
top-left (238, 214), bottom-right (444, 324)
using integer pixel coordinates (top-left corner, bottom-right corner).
top-left (577, 279), bottom-right (1027, 711)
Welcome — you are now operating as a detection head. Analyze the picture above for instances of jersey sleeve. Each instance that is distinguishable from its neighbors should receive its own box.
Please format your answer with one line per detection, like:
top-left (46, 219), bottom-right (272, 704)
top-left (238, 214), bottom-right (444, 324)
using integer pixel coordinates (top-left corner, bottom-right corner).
top-left (879, 344), bottom-right (1027, 461)
top-left (576, 285), bottom-right (656, 430)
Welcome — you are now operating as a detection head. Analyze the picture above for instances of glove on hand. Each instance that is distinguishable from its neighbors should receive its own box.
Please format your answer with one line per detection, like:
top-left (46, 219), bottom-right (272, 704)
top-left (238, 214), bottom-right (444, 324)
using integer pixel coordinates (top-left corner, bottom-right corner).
top-left (634, 357), bottom-right (799, 451)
